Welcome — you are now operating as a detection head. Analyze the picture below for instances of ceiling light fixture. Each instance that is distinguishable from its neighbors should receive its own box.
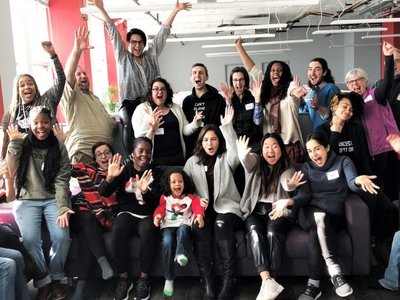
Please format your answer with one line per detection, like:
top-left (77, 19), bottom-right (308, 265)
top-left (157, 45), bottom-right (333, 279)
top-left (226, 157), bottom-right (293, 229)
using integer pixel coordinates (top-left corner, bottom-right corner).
top-left (166, 33), bottom-right (275, 43)
top-left (328, 43), bottom-right (381, 48)
top-left (312, 27), bottom-right (388, 35)
top-left (361, 33), bottom-right (400, 39)
top-left (205, 49), bottom-right (291, 58)
top-left (201, 39), bottom-right (313, 49)
top-left (171, 24), bottom-right (287, 35)
top-left (331, 18), bottom-right (400, 25)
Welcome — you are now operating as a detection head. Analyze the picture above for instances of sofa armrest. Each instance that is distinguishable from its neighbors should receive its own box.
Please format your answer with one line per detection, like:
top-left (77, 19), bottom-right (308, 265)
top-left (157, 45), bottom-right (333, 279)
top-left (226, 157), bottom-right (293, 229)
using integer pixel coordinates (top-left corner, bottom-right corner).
top-left (345, 192), bottom-right (370, 275)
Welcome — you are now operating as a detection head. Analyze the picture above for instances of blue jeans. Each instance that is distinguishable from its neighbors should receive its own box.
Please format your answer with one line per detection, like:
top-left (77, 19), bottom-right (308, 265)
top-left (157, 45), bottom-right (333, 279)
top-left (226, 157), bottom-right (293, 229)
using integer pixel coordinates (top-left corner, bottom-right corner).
top-left (0, 247), bottom-right (30, 300)
top-left (161, 225), bottom-right (191, 280)
top-left (13, 199), bottom-right (71, 288)
top-left (380, 231), bottom-right (400, 290)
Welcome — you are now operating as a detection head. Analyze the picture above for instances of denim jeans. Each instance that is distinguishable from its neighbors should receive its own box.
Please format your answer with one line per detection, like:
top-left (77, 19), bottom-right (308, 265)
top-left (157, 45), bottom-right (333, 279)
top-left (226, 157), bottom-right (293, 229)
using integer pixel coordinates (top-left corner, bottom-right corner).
top-left (380, 231), bottom-right (400, 290)
top-left (161, 225), bottom-right (191, 280)
top-left (13, 199), bottom-right (71, 288)
top-left (0, 247), bottom-right (30, 300)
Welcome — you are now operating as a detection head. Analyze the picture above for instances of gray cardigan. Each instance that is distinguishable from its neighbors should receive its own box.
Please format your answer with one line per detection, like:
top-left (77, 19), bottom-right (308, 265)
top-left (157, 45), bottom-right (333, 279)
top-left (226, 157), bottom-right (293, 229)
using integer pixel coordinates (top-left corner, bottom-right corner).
top-left (239, 152), bottom-right (296, 219)
top-left (183, 123), bottom-right (243, 218)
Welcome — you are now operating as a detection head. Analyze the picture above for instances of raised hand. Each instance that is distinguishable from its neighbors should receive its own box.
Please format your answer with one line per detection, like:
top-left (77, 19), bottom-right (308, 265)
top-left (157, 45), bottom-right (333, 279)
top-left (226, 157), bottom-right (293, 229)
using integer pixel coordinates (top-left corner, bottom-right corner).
top-left (220, 105), bottom-right (234, 125)
top-left (135, 169), bottom-right (154, 193)
top-left (52, 123), bottom-right (68, 143)
top-left (6, 125), bottom-right (27, 141)
top-left (41, 41), bottom-right (56, 57)
top-left (219, 82), bottom-right (234, 105)
top-left (234, 37), bottom-right (244, 48)
top-left (193, 110), bottom-right (203, 125)
top-left (355, 175), bottom-right (379, 194)
top-left (106, 154), bottom-right (124, 182)
top-left (250, 79), bottom-right (262, 103)
top-left (75, 26), bottom-right (94, 52)
top-left (148, 107), bottom-right (165, 132)
top-left (175, 0), bottom-right (192, 11)
top-left (88, 0), bottom-right (104, 9)
top-left (382, 41), bottom-right (394, 56)
top-left (236, 135), bottom-right (251, 159)
top-left (286, 171), bottom-right (306, 190)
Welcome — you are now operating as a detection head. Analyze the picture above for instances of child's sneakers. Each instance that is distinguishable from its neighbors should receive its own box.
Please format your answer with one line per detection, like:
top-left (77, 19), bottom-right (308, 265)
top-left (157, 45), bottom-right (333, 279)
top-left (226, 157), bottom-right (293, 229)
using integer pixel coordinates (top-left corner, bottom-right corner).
top-left (176, 254), bottom-right (188, 267)
top-left (298, 283), bottom-right (322, 300)
top-left (163, 279), bottom-right (174, 297)
top-left (331, 275), bottom-right (353, 297)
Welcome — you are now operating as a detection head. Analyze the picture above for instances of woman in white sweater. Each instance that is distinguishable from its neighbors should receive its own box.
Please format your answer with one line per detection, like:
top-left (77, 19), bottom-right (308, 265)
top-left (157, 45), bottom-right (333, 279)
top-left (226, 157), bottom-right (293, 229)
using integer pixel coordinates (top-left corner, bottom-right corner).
top-left (132, 77), bottom-right (202, 165)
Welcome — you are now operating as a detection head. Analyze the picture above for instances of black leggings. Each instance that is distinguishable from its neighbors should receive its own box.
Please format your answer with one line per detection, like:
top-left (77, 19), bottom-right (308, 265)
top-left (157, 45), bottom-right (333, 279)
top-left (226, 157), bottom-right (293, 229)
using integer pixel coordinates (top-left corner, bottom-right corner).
top-left (119, 100), bottom-right (139, 155)
top-left (244, 213), bottom-right (292, 277)
top-left (111, 213), bottom-right (157, 275)
top-left (191, 212), bottom-right (242, 243)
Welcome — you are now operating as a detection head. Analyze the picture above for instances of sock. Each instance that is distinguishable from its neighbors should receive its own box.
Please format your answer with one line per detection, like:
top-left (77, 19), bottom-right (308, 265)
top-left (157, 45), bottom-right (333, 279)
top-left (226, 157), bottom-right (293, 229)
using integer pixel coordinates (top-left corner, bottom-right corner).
top-left (163, 279), bottom-right (174, 297)
top-left (176, 254), bottom-right (188, 267)
top-left (328, 263), bottom-right (341, 277)
top-left (71, 280), bottom-right (88, 300)
top-left (308, 278), bottom-right (320, 288)
top-left (97, 256), bottom-right (114, 280)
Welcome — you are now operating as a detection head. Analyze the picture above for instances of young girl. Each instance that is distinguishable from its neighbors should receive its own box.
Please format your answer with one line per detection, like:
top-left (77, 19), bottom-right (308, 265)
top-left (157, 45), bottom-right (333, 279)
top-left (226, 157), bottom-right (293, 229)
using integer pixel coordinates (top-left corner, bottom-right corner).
top-left (271, 133), bottom-right (378, 299)
top-left (237, 133), bottom-right (304, 300)
top-left (6, 106), bottom-right (72, 300)
top-left (153, 168), bottom-right (204, 297)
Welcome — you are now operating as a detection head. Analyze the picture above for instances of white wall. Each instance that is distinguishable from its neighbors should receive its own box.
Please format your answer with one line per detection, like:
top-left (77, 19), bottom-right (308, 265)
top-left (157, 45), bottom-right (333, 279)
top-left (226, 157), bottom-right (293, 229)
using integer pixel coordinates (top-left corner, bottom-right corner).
top-left (0, 0), bottom-right (17, 111)
top-left (158, 29), bottom-right (381, 92)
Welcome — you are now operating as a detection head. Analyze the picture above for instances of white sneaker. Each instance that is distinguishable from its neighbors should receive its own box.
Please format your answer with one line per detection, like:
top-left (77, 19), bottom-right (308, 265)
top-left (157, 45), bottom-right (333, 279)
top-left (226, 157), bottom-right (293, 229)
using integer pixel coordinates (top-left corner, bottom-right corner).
top-left (256, 278), bottom-right (284, 300)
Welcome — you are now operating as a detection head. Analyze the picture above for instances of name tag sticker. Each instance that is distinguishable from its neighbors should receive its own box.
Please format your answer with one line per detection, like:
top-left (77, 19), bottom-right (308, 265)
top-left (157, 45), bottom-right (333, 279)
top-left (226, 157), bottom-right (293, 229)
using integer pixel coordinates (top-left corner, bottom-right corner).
top-left (364, 95), bottom-right (373, 103)
top-left (245, 103), bottom-right (255, 110)
top-left (326, 170), bottom-right (339, 180)
top-left (397, 94), bottom-right (400, 101)
top-left (155, 128), bottom-right (164, 135)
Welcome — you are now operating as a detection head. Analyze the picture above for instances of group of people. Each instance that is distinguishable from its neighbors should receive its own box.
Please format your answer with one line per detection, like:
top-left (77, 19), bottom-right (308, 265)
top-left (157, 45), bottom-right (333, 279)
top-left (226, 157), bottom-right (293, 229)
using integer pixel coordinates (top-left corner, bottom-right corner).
top-left (1, 1), bottom-right (400, 300)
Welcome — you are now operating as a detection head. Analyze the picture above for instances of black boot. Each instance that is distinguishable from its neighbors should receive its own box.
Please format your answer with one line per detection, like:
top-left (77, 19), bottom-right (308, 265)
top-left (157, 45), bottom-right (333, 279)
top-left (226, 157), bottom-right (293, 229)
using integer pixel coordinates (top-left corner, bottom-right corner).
top-left (216, 240), bottom-right (236, 300)
top-left (195, 241), bottom-right (215, 300)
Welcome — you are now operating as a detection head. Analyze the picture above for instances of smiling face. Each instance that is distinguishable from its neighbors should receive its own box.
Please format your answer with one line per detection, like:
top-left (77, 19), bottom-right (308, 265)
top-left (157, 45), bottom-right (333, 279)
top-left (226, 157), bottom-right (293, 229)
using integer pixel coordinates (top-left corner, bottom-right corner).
top-left (270, 62), bottom-right (283, 87)
top-left (75, 66), bottom-right (90, 92)
top-left (333, 98), bottom-right (353, 122)
top-left (202, 130), bottom-right (219, 156)
top-left (151, 81), bottom-right (167, 107)
top-left (306, 139), bottom-right (330, 167)
top-left (190, 66), bottom-right (208, 90)
top-left (232, 71), bottom-right (246, 97)
top-left (308, 61), bottom-right (325, 86)
top-left (94, 144), bottom-right (113, 169)
top-left (18, 75), bottom-right (37, 104)
top-left (30, 112), bottom-right (51, 140)
top-left (170, 172), bottom-right (185, 198)
top-left (346, 74), bottom-right (367, 95)
top-left (262, 137), bottom-right (282, 165)
top-left (132, 141), bottom-right (152, 171)
top-left (129, 34), bottom-right (145, 58)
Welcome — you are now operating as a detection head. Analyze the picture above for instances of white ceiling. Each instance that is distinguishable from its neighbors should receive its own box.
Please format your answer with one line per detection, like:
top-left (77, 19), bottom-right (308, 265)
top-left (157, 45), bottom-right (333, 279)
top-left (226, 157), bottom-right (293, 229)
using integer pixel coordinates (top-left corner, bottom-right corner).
top-left (81, 0), bottom-right (400, 39)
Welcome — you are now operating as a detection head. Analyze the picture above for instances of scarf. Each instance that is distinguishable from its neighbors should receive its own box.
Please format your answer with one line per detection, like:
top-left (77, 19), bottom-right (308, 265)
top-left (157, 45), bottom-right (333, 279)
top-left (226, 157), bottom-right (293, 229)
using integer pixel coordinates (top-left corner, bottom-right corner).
top-left (16, 130), bottom-right (61, 198)
top-left (269, 97), bottom-right (281, 133)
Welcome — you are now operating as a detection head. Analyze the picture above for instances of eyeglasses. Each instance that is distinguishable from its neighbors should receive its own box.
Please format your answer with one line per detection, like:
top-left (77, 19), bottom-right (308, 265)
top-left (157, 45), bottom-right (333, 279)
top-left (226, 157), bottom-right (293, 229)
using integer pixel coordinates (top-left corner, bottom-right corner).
top-left (347, 77), bottom-right (365, 85)
top-left (95, 150), bottom-right (112, 158)
top-left (129, 40), bottom-right (144, 46)
top-left (152, 88), bottom-right (167, 93)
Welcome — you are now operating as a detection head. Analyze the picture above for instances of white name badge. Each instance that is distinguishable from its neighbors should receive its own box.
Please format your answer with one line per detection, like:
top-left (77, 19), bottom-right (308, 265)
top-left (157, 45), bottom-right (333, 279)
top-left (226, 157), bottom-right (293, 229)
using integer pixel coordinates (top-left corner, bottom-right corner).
top-left (155, 128), bottom-right (164, 135)
top-left (326, 170), bottom-right (339, 180)
top-left (245, 103), bottom-right (255, 110)
top-left (364, 95), bottom-right (373, 103)
top-left (397, 94), bottom-right (400, 101)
